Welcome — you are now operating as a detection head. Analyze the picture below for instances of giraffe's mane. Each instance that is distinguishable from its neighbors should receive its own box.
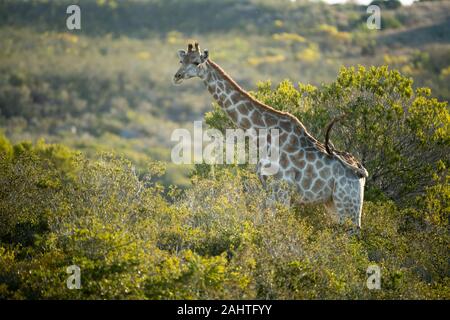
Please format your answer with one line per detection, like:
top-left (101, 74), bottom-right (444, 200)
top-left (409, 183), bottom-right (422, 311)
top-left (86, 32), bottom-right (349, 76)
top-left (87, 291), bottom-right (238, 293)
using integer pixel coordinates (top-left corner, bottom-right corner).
top-left (207, 59), bottom-right (326, 147)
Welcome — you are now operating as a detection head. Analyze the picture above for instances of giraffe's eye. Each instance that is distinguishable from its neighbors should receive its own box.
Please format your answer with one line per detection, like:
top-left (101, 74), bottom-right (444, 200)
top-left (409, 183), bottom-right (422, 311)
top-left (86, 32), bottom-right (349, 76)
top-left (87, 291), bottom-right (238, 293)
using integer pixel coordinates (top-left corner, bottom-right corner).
top-left (193, 62), bottom-right (200, 66)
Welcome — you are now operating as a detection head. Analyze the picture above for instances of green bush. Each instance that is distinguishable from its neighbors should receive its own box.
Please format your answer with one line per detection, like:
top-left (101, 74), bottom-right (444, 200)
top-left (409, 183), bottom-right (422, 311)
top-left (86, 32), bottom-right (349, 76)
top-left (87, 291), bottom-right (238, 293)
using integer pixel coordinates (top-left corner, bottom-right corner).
top-left (0, 130), bottom-right (448, 299)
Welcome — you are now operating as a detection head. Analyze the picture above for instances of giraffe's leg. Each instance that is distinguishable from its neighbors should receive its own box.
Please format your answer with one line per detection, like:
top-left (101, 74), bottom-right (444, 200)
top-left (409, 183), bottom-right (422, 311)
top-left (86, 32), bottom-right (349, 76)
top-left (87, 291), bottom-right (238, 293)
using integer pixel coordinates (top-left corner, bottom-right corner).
top-left (324, 200), bottom-right (339, 224)
top-left (256, 161), bottom-right (268, 189)
top-left (256, 159), bottom-right (290, 213)
top-left (332, 177), bottom-right (363, 230)
top-left (355, 177), bottom-right (365, 228)
top-left (266, 180), bottom-right (291, 214)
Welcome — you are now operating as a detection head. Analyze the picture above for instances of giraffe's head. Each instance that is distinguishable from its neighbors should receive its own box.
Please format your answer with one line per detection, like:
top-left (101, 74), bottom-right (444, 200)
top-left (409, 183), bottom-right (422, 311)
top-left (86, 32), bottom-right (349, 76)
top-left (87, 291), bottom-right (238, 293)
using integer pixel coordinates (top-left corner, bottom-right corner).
top-left (173, 42), bottom-right (209, 85)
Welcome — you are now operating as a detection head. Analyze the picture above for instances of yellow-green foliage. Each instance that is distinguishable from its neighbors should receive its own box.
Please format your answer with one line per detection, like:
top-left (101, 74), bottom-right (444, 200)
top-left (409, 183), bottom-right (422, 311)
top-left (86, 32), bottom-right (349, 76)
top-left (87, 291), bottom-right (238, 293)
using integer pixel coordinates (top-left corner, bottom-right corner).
top-left (248, 54), bottom-right (286, 67)
top-left (0, 131), bottom-right (448, 299)
top-left (297, 43), bottom-right (321, 63)
top-left (272, 33), bottom-right (307, 43)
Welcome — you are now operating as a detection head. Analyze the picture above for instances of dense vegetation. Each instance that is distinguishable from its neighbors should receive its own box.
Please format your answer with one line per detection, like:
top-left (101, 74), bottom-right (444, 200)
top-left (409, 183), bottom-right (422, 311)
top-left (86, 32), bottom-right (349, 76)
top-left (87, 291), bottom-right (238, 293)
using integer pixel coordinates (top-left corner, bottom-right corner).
top-left (0, 0), bottom-right (449, 299)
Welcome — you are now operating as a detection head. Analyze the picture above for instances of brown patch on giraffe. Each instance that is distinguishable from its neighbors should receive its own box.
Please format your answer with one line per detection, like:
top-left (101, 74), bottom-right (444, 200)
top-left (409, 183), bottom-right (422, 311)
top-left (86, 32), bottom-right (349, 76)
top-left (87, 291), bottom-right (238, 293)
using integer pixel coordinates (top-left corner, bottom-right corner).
top-left (219, 93), bottom-right (227, 103)
top-left (217, 99), bottom-right (225, 108)
top-left (237, 103), bottom-right (249, 115)
top-left (316, 160), bottom-right (324, 170)
top-left (305, 152), bottom-right (316, 162)
top-left (305, 164), bottom-right (316, 178)
top-left (311, 179), bottom-right (325, 193)
top-left (294, 170), bottom-right (302, 181)
top-left (224, 81), bottom-right (235, 93)
top-left (224, 99), bottom-right (232, 109)
top-left (279, 152), bottom-right (289, 169)
top-left (302, 177), bottom-right (313, 190)
top-left (207, 85), bottom-right (215, 94)
top-left (319, 167), bottom-right (331, 179)
top-left (299, 137), bottom-right (309, 146)
top-left (345, 169), bottom-right (355, 179)
top-left (288, 134), bottom-right (299, 145)
top-left (228, 109), bottom-right (238, 123)
top-left (283, 134), bottom-right (297, 150)
top-left (228, 91), bottom-right (240, 104)
top-left (278, 132), bottom-right (288, 144)
top-left (264, 114), bottom-right (278, 127)
top-left (293, 157), bottom-right (306, 169)
top-left (266, 131), bottom-right (272, 144)
top-left (284, 145), bottom-right (297, 154)
top-left (227, 91), bottom-right (239, 105)
top-left (284, 139), bottom-right (298, 153)
top-left (240, 117), bottom-right (252, 130)
top-left (293, 125), bottom-right (303, 136)
top-left (245, 101), bottom-right (253, 109)
top-left (251, 110), bottom-right (265, 127)
top-left (279, 120), bottom-right (292, 132)
top-left (217, 81), bottom-right (225, 91)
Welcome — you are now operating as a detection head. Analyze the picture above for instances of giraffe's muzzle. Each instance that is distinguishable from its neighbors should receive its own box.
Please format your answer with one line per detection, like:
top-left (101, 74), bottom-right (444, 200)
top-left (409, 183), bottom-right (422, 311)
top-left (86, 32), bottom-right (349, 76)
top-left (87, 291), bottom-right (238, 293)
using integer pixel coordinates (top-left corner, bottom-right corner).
top-left (173, 72), bottom-right (183, 85)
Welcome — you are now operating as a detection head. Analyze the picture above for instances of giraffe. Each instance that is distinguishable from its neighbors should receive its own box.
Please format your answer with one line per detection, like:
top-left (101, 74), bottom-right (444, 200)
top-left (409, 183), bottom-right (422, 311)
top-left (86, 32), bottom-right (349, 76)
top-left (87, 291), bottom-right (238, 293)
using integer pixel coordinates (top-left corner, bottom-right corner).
top-left (173, 42), bottom-right (368, 228)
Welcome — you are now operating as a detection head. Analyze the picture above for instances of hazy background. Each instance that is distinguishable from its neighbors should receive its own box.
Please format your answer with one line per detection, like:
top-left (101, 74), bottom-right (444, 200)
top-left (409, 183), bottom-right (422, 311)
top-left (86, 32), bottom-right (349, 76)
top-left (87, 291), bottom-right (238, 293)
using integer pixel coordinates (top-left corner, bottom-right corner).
top-left (1, 0), bottom-right (449, 187)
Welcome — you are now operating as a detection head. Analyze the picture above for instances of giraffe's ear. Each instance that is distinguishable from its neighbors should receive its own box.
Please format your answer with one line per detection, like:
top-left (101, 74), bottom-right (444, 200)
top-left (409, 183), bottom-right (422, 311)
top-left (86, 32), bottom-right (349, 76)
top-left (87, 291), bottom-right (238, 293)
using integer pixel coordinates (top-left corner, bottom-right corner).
top-left (177, 50), bottom-right (186, 60)
top-left (201, 49), bottom-right (209, 62)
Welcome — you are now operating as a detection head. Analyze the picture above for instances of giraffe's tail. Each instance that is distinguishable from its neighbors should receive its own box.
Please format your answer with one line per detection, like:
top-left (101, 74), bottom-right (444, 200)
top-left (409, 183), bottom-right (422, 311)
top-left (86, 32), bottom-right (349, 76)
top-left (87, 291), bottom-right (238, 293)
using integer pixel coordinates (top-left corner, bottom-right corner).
top-left (324, 115), bottom-right (369, 179)
top-left (324, 115), bottom-right (346, 155)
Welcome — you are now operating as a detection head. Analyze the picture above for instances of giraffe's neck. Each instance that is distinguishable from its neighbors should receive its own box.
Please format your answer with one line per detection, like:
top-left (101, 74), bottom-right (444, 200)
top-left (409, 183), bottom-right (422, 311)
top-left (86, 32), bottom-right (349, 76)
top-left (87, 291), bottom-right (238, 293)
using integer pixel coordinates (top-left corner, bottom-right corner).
top-left (201, 60), bottom-right (281, 130)
top-left (200, 59), bottom-right (325, 152)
